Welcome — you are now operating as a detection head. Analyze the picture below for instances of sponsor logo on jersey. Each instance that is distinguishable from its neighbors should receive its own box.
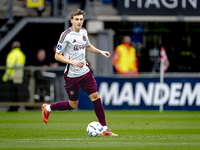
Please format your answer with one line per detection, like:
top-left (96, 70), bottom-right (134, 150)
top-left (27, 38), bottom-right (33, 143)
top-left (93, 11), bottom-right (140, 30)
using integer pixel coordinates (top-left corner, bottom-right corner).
top-left (74, 44), bottom-right (86, 51)
top-left (57, 44), bottom-right (62, 50)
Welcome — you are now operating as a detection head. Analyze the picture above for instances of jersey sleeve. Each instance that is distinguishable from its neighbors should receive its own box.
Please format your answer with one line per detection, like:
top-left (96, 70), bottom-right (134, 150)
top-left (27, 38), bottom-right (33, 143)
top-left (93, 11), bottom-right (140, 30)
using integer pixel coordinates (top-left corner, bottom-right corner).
top-left (56, 41), bottom-right (68, 54)
top-left (85, 30), bottom-right (91, 47)
top-left (56, 32), bottom-right (69, 54)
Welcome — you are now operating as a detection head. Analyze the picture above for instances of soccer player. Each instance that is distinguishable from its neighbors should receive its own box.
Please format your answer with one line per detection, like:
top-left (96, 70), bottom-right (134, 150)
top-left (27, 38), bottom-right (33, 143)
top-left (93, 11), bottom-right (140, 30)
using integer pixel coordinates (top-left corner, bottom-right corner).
top-left (42, 9), bottom-right (118, 136)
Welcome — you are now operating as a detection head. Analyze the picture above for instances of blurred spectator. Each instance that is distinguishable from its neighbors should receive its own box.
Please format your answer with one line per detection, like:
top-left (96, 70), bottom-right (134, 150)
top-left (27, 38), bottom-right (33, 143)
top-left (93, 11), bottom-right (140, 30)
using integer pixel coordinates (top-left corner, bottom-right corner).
top-left (34, 48), bottom-right (48, 66)
top-left (33, 0), bottom-right (46, 16)
top-left (2, 41), bottom-right (26, 111)
top-left (36, 6), bottom-right (45, 16)
top-left (138, 42), bottom-right (152, 72)
top-left (148, 44), bottom-right (160, 72)
top-left (112, 36), bottom-right (138, 76)
top-left (34, 48), bottom-right (50, 102)
top-left (49, 45), bottom-right (59, 67)
top-left (175, 36), bottom-right (196, 72)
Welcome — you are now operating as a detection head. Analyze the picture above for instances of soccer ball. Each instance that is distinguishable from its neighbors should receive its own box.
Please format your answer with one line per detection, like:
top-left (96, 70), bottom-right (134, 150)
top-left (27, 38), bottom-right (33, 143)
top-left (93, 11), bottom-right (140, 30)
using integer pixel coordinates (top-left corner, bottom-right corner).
top-left (86, 121), bottom-right (103, 137)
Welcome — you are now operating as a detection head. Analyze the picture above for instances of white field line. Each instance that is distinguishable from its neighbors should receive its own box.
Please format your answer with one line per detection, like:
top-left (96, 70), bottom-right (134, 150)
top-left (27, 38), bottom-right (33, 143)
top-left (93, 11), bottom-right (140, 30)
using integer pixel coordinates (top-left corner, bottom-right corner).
top-left (0, 139), bottom-right (92, 141)
top-left (0, 139), bottom-right (200, 146)
top-left (0, 136), bottom-right (200, 141)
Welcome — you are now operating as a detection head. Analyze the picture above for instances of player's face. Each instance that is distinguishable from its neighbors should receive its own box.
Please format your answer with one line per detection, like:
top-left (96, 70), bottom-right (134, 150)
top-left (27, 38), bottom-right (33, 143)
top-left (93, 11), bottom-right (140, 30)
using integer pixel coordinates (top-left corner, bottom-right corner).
top-left (71, 15), bottom-right (84, 32)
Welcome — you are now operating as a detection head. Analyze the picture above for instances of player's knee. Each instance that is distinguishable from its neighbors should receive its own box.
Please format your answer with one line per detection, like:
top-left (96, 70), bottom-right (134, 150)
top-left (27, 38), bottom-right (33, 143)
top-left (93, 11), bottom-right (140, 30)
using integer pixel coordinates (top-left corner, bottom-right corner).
top-left (69, 100), bottom-right (78, 109)
top-left (89, 92), bottom-right (100, 101)
top-left (70, 103), bottom-right (77, 109)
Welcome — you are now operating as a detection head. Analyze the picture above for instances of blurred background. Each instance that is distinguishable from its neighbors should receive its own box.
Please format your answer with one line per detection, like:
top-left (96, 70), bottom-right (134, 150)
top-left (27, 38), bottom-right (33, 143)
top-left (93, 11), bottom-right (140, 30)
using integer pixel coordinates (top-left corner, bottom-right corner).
top-left (0, 0), bottom-right (200, 111)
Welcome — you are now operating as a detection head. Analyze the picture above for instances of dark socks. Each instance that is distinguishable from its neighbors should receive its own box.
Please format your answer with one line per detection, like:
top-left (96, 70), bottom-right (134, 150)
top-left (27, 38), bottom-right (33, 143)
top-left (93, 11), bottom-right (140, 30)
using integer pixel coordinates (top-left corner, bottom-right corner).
top-left (50, 101), bottom-right (74, 111)
top-left (92, 98), bottom-right (106, 126)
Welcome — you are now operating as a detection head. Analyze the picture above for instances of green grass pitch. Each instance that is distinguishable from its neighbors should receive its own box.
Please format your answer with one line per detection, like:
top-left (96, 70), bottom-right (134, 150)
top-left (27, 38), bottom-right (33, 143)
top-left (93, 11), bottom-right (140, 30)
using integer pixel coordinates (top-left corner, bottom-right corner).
top-left (0, 110), bottom-right (200, 150)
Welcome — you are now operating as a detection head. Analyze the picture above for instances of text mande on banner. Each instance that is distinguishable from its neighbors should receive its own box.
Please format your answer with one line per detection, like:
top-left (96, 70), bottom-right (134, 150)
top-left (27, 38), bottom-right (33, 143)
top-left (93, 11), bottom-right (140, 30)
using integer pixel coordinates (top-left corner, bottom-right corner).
top-left (117, 0), bottom-right (200, 15)
top-left (78, 77), bottom-right (200, 110)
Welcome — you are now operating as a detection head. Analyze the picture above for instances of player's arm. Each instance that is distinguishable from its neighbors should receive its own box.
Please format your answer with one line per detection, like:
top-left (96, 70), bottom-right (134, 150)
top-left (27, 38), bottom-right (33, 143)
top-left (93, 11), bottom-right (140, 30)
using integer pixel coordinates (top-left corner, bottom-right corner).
top-left (86, 45), bottom-right (110, 58)
top-left (55, 53), bottom-right (84, 68)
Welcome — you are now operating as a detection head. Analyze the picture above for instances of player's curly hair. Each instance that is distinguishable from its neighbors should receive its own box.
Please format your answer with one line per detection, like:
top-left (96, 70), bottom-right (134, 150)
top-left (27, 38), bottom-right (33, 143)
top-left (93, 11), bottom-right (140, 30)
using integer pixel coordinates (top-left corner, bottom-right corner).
top-left (71, 9), bottom-right (85, 19)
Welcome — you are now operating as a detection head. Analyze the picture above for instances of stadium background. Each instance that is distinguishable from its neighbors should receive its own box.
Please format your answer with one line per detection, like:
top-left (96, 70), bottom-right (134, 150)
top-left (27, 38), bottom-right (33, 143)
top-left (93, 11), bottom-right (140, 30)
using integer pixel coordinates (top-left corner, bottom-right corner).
top-left (0, 1), bottom-right (200, 149)
top-left (0, 0), bottom-right (200, 111)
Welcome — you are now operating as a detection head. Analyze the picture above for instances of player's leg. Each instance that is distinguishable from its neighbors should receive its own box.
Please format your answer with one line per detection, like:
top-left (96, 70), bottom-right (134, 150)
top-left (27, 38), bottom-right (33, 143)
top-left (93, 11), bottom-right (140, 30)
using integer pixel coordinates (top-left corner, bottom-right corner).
top-left (42, 100), bottom-right (78, 123)
top-left (49, 100), bottom-right (78, 110)
top-left (89, 92), bottom-right (118, 136)
top-left (89, 92), bottom-right (106, 126)
top-left (82, 71), bottom-right (118, 136)
top-left (82, 71), bottom-right (107, 128)
top-left (42, 75), bottom-right (80, 123)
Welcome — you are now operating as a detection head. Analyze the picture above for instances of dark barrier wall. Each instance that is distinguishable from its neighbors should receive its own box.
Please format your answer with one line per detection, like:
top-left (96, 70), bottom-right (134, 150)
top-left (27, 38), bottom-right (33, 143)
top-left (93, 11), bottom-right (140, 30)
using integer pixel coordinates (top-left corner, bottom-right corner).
top-left (78, 76), bottom-right (200, 110)
top-left (117, 0), bottom-right (200, 15)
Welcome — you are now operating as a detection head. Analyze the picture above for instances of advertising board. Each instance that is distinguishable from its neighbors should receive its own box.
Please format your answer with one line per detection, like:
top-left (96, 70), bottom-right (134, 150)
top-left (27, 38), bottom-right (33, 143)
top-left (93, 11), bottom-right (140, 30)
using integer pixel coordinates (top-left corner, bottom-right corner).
top-left (117, 0), bottom-right (200, 15)
top-left (78, 77), bottom-right (200, 110)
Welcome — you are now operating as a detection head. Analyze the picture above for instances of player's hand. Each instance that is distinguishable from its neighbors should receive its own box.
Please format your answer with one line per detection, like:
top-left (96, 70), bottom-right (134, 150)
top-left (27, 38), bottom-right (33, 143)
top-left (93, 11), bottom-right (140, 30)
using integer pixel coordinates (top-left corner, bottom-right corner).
top-left (100, 51), bottom-right (110, 58)
top-left (73, 60), bottom-right (84, 68)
